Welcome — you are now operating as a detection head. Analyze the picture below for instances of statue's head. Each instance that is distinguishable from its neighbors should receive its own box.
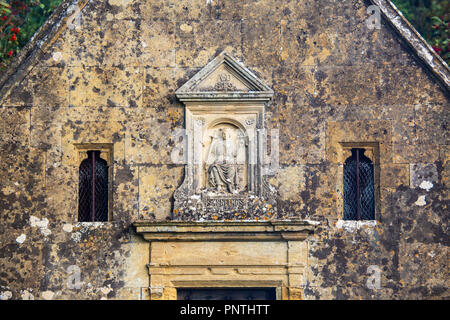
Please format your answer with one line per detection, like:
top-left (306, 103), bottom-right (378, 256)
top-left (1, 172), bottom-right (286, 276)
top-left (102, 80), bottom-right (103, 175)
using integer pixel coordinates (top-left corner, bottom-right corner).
top-left (220, 128), bottom-right (227, 140)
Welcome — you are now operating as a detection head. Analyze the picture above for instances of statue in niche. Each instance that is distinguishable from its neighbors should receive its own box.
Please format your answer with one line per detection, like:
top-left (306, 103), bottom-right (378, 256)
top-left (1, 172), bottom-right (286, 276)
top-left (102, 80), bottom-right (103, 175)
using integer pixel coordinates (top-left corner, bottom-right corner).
top-left (206, 127), bottom-right (245, 194)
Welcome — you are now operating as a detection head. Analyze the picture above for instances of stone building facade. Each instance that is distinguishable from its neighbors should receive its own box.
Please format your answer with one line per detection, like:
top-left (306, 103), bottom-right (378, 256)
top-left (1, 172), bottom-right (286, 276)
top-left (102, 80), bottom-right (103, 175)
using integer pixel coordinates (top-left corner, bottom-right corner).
top-left (0, 0), bottom-right (448, 300)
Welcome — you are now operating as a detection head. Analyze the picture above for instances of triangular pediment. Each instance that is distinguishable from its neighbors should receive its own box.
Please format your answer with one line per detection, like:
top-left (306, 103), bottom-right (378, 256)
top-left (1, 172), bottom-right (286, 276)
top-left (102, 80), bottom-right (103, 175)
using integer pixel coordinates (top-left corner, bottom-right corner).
top-left (176, 51), bottom-right (274, 102)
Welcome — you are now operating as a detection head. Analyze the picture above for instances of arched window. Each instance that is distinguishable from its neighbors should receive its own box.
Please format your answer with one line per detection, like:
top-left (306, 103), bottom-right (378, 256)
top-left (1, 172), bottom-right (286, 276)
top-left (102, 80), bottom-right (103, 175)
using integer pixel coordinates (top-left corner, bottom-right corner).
top-left (343, 148), bottom-right (375, 220)
top-left (78, 150), bottom-right (108, 222)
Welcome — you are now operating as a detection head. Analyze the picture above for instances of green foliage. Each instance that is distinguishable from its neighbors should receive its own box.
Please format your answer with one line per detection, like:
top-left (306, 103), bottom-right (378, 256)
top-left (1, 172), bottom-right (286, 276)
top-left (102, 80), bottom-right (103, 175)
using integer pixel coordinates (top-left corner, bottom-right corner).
top-left (0, 1), bottom-right (11, 14)
top-left (17, 0), bottom-right (62, 47)
top-left (392, 0), bottom-right (450, 64)
top-left (0, 0), bottom-right (62, 70)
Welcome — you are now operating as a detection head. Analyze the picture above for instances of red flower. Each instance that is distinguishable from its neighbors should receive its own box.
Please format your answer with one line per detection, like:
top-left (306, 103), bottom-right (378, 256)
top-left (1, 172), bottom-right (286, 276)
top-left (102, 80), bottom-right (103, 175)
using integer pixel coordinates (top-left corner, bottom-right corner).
top-left (432, 46), bottom-right (442, 54)
top-left (11, 27), bottom-right (20, 33)
top-left (7, 50), bottom-right (13, 57)
top-left (1, 15), bottom-right (7, 21)
top-left (10, 34), bottom-right (17, 41)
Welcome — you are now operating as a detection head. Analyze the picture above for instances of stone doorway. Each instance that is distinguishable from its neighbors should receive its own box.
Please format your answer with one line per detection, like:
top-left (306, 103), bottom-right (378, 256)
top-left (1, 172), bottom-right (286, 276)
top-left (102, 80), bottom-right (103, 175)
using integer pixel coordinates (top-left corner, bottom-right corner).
top-left (134, 221), bottom-right (316, 300)
top-left (177, 288), bottom-right (276, 300)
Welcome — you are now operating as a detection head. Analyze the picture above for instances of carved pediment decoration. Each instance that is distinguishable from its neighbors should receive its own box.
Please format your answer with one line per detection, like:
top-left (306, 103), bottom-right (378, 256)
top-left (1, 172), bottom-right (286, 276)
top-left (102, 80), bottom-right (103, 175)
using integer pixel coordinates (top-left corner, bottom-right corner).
top-left (176, 51), bottom-right (274, 101)
top-left (173, 51), bottom-right (278, 221)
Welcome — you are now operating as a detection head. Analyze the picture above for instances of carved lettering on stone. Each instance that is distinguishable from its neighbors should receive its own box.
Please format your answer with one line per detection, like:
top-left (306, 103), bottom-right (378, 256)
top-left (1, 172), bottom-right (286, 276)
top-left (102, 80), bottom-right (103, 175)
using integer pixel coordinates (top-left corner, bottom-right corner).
top-left (213, 73), bottom-right (237, 91)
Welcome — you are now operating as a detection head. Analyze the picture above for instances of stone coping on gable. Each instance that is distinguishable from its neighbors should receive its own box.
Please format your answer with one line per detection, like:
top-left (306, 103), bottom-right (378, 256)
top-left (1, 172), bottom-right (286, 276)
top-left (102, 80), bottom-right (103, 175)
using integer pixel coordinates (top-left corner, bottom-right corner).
top-left (372, 0), bottom-right (449, 91)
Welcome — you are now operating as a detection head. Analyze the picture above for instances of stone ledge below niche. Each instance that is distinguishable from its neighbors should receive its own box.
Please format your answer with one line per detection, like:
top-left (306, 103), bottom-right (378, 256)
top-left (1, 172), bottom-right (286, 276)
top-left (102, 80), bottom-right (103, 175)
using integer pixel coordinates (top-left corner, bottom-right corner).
top-left (133, 220), bottom-right (316, 241)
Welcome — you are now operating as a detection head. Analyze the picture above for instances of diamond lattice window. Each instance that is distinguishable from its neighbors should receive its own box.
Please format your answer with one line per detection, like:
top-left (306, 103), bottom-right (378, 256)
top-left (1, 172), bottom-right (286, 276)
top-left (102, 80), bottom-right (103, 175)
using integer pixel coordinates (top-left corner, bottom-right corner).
top-left (343, 148), bottom-right (375, 220)
top-left (78, 150), bottom-right (109, 222)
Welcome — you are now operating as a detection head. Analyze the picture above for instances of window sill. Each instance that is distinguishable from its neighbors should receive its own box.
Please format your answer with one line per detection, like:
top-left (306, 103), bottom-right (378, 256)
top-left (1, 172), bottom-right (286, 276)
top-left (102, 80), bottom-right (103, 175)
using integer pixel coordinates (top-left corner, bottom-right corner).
top-left (335, 219), bottom-right (378, 233)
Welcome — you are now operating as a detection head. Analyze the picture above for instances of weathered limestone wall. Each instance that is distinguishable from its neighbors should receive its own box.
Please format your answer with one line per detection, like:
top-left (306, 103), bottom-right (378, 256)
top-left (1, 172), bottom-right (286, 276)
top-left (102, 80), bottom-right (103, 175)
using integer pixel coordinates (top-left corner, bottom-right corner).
top-left (0, 0), bottom-right (448, 299)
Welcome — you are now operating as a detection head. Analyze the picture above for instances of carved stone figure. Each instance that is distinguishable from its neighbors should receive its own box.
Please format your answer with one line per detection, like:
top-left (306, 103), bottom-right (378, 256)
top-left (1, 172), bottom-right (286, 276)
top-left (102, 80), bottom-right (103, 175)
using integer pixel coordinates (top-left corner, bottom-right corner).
top-left (207, 128), bottom-right (240, 193)
top-left (173, 51), bottom-right (278, 220)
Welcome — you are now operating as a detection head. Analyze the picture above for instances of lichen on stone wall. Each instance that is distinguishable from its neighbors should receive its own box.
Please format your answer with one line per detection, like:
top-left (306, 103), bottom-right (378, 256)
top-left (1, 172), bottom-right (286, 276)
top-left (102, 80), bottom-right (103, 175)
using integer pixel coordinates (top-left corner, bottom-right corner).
top-left (0, 0), bottom-right (448, 300)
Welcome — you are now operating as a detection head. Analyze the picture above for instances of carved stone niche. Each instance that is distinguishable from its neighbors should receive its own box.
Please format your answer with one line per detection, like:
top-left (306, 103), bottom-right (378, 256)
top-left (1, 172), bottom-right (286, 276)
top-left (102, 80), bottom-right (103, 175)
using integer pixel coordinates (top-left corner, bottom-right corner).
top-left (173, 52), bottom-right (278, 221)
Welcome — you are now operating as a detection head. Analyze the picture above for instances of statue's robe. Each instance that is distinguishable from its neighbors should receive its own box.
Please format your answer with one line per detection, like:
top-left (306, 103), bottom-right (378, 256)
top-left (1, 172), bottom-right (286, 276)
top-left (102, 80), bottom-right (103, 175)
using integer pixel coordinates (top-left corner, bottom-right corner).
top-left (208, 163), bottom-right (236, 193)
